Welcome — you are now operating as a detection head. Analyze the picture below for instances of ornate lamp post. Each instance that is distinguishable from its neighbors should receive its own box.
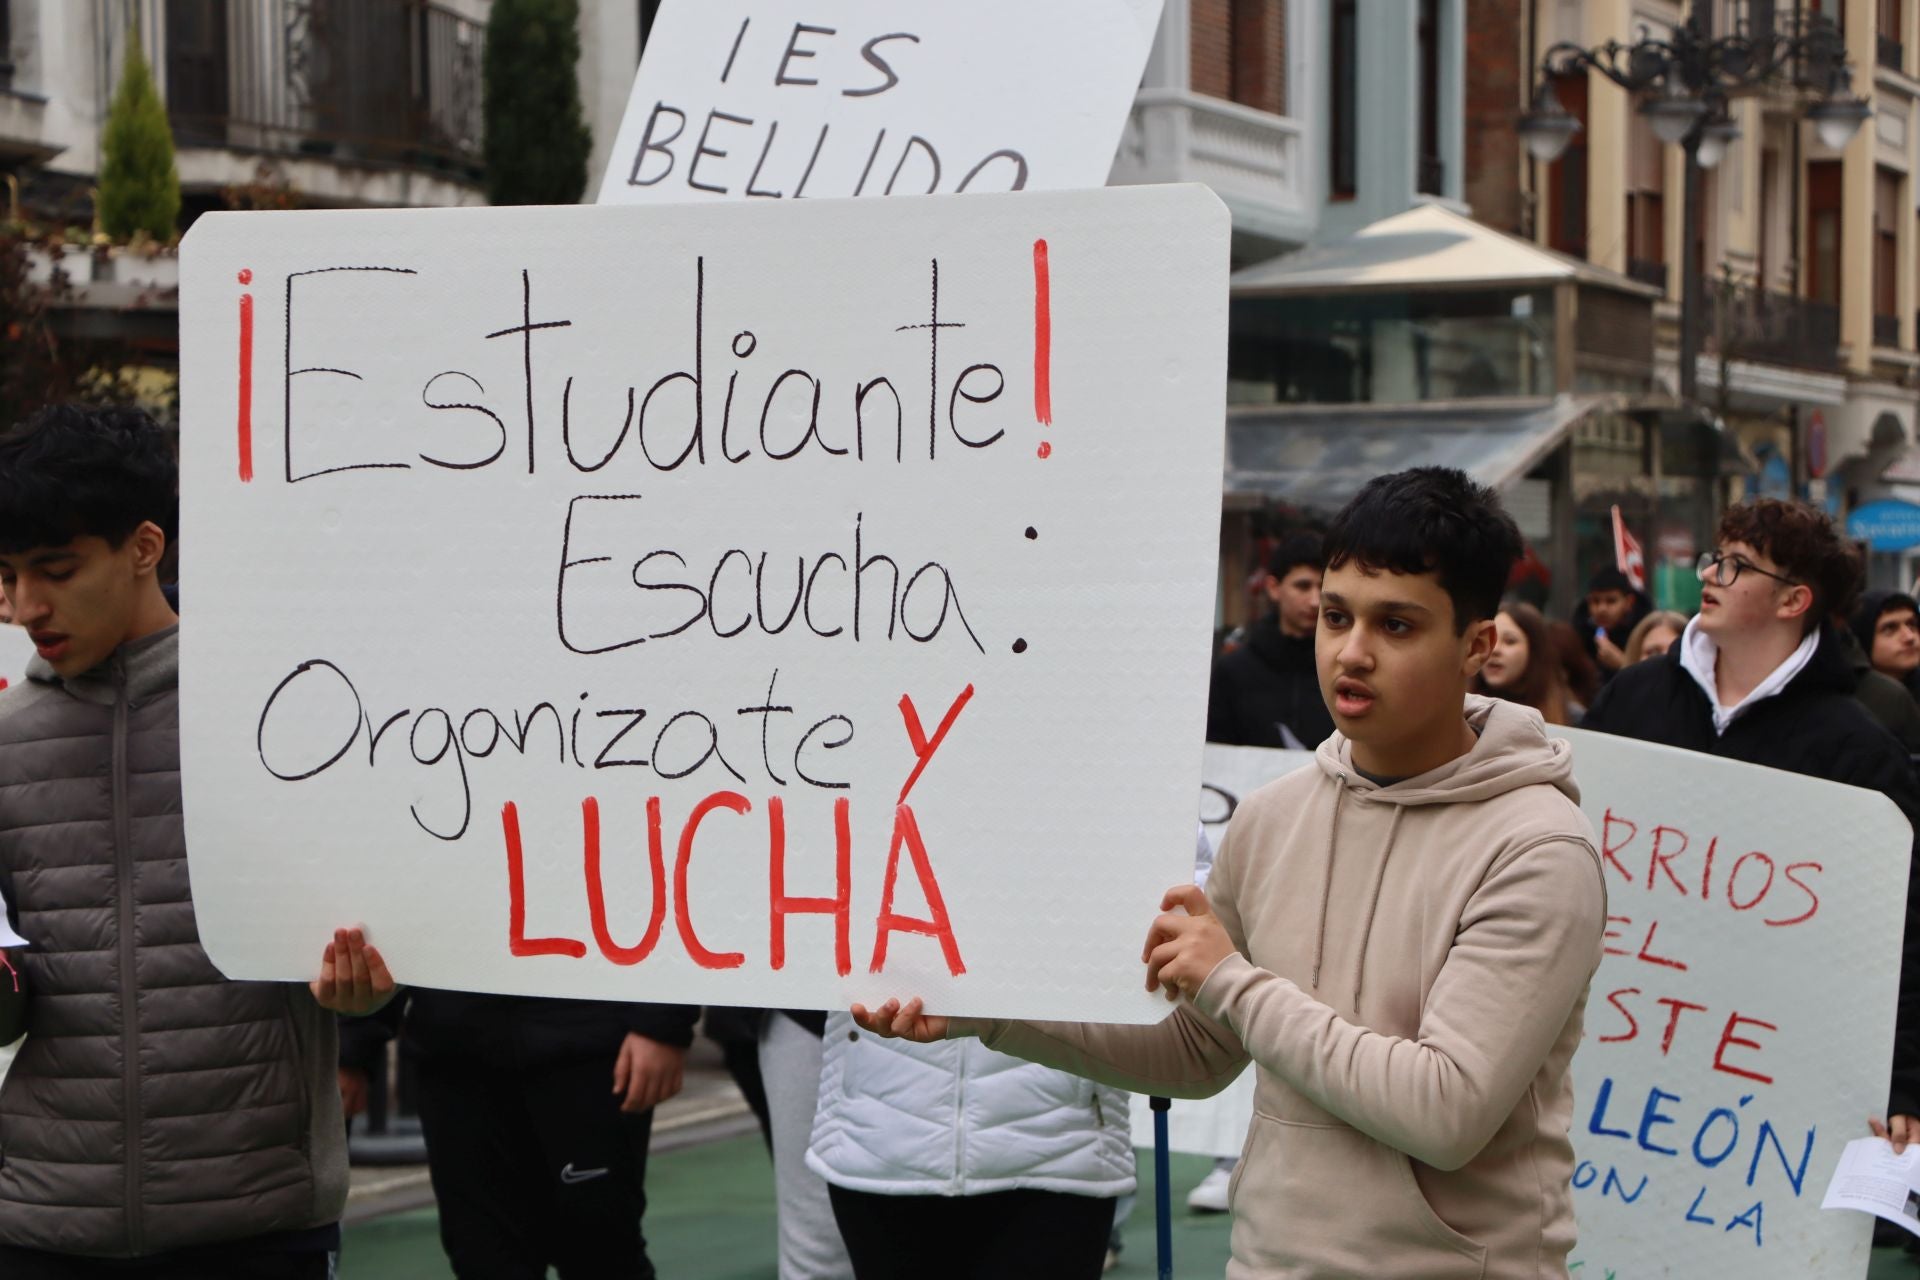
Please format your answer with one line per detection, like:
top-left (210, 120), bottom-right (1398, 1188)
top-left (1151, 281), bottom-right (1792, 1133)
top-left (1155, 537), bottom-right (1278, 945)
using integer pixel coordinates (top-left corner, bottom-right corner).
top-left (1517, 1), bottom-right (1869, 405)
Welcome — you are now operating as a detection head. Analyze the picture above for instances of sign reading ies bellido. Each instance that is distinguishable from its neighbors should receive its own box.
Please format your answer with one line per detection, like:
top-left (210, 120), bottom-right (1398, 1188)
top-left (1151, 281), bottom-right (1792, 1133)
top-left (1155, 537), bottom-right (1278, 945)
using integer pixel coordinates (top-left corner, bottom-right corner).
top-left (176, 186), bottom-right (1228, 1023)
top-left (596, 0), bottom-right (1165, 203)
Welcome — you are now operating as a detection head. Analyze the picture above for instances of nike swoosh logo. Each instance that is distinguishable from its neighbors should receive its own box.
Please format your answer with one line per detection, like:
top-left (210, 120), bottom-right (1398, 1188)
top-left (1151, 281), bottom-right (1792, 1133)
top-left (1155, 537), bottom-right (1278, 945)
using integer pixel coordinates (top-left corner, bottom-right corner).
top-left (559, 1163), bottom-right (610, 1185)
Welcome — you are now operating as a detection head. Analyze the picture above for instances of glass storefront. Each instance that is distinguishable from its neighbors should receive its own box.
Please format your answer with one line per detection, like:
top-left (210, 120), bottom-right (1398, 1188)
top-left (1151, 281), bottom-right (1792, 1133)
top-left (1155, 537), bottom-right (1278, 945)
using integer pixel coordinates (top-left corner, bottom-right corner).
top-left (1227, 289), bottom-right (1557, 406)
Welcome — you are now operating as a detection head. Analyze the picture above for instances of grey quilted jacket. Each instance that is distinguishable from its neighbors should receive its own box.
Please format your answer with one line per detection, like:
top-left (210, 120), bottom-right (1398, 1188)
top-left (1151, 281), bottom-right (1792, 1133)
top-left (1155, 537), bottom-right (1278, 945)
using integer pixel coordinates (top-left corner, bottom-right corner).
top-left (0, 627), bottom-right (348, 1257)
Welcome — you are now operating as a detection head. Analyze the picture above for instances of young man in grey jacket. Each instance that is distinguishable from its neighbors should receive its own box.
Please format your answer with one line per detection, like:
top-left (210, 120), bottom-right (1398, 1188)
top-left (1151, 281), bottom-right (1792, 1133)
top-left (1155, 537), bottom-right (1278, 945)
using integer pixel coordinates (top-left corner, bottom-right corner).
top-left (0, 404), bottom-right (392, 1278)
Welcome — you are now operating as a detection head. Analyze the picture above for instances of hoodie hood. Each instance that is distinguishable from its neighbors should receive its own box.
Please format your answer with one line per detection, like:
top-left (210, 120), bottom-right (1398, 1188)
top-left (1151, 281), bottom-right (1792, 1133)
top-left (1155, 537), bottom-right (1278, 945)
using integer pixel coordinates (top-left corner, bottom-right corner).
top-left (1852, 589), bottom-right (1919, 658)
top-left (1313, 694), bottom-right (1579, 808)
top-left (1301, 696), bottom-right (1580, 1001)
top-left (1573, 589), bottom-right (1652, 647)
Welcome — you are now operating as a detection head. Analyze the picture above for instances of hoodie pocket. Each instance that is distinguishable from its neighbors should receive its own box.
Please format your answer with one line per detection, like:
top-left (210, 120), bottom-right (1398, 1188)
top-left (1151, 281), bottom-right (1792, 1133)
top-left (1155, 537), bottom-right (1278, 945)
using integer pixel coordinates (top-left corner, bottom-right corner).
top-left (1231, 1111), bottom-right (1487, 1279)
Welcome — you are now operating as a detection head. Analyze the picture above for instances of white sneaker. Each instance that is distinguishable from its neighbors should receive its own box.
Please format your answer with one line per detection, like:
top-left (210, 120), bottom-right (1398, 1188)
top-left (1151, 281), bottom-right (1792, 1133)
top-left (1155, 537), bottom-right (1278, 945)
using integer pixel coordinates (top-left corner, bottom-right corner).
top-left (1186, 1165), bottom-right (1233, 1213)
top-left (1103, 1246), bottom-right (1121, 1272)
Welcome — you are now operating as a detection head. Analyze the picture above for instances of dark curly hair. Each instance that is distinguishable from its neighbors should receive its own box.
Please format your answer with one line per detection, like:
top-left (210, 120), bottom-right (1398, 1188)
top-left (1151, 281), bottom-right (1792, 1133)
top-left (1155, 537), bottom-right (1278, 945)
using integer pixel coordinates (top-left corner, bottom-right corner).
top-left (0, 404), bottom-right (177, 553)
top-left (1716, 498), bottom-right (1860, 635)
top-left (1323, 467), bottom-right (1524, 633)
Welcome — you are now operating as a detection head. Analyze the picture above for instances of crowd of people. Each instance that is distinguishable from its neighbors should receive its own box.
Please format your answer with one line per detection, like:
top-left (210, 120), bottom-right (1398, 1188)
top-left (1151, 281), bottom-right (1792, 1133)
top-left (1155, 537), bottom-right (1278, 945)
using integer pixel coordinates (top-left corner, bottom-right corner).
top-left (0, 401), bottom-right (1916, 1280)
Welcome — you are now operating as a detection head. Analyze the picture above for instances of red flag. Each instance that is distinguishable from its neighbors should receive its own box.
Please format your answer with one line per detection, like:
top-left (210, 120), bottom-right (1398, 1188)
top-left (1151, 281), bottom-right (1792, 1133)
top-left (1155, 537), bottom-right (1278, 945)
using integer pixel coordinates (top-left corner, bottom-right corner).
top-left (1611, 505), bottom-right (1646, 593)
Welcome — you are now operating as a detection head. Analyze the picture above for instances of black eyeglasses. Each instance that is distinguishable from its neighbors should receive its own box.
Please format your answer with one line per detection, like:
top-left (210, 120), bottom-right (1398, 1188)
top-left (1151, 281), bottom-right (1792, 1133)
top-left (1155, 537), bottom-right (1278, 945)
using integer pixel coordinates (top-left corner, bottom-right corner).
top-left (1696, 550), bottom-right (1798, 589)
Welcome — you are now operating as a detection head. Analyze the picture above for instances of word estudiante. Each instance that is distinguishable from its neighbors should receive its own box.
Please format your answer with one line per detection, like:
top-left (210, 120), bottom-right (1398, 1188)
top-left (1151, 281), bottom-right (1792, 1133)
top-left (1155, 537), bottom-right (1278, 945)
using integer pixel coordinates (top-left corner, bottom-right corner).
top-left (276, 256), bottom-right (1022, 485)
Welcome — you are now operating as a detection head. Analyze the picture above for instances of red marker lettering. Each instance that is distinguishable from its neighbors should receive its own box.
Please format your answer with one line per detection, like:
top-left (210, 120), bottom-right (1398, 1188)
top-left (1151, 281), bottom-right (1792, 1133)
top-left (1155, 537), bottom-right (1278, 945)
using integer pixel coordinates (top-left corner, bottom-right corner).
top-left (675, 791), bottom-right (750, 969)
top-left (1032, 238), bottom-right (1052, 439)
top-left (1766, 861), bottom-right (1823, 927)
top-left (1600, 809), bottom-right (1638, 883)
top-left (1598, 987), bottom-right (1640, 1044)
top-left (1712, 1012), bottom-right (1778, 1084)
top-left (583, 795), bottom-right (667, 965)
top-left (1727, 851), bottom-right (1776, 911)
top-left (1647, 825), bottom-right (1690, 896)
top-left (236, 267), bottom-right (255, 482)
top-left (869, 804), bottom-right (965, 975)
top-left (769, 795), bottom-right (852, 975)
top-left (1655, 997), bottom-right (1707, 1056)
top-left (501, 801), bottom-right (587, 959)
top-left (1634, 919), bottom-right (1688, 971)
top-left (896, 684), bottom-right (974, 802)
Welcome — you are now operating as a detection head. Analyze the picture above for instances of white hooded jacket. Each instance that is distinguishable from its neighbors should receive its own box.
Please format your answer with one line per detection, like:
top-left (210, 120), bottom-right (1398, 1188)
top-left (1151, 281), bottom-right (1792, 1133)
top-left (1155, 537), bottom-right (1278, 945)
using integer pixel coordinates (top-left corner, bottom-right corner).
top-left (806, 1010), bottom-right (1135, 1197)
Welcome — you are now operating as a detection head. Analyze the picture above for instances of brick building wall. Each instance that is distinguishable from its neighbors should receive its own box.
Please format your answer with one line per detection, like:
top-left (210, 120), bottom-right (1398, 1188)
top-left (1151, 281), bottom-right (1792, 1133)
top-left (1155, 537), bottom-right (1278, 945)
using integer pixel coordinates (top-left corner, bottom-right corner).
top-left (1464, 0), bottom-right (1526, 234)
top-left (1191, 0), bottom-right (1288, 116)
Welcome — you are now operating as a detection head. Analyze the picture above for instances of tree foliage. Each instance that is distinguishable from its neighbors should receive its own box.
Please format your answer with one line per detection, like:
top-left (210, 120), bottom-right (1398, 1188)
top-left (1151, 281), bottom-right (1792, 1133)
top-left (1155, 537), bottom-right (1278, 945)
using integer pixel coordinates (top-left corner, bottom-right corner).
top-left (483, 0), bottom-right (593, 205)
top-left (97, 36), bottom-right (181, 242)
top-left (0, 229), bottom-right (149, 432)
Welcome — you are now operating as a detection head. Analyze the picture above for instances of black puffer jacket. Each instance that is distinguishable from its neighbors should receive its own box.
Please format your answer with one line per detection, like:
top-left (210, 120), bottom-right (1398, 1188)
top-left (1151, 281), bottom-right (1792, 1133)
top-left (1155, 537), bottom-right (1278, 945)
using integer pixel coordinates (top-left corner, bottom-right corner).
top-left (1582, 624), bottom-right (1920, 1115)
top-left (1206, 615), bottom-right (1332, 749)
top-left (0, 628), bottom-right (346, 1257)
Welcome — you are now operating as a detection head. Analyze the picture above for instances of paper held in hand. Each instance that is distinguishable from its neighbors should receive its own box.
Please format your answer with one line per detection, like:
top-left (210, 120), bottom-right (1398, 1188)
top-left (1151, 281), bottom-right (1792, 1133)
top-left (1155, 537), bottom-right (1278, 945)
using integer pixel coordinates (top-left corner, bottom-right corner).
top-left (0, 888), bottom-right (27, 949)
top-left (1822, 1138), bottom-right (1920, 1236)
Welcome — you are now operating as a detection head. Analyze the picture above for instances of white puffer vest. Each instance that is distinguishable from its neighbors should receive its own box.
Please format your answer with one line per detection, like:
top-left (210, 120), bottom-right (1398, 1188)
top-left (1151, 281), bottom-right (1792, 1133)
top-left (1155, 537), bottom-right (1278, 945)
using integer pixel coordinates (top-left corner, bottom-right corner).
top-left (806, 1011), bottom-right (1135, 1197)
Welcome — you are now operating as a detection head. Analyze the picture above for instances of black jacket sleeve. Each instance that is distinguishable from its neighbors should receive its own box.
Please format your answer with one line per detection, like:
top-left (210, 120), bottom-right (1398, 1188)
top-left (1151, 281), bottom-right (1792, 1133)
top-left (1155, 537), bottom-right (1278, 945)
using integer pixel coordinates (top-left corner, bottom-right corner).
top-left (625, 1001), bottom-right (700, 1048)
top-left (1578, 676), bottom-right (1618, 733)
top-left (1830, 737), bottom-right (1920, 1118)
top-left (337, 997), bottom-right (405, 1074)
top-left (1205, 656), bottom-right (1241, 746)
top-left (0, 950), bottom-right (24, 1046)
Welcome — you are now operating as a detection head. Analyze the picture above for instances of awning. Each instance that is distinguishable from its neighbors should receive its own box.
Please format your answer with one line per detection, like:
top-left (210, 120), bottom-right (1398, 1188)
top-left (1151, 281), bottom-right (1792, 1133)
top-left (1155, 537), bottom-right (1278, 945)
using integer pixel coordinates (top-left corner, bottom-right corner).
top-left (1230, 204), bottom-right (1660, 299)
top-left (1225, 395), bottom-right (1605, 511)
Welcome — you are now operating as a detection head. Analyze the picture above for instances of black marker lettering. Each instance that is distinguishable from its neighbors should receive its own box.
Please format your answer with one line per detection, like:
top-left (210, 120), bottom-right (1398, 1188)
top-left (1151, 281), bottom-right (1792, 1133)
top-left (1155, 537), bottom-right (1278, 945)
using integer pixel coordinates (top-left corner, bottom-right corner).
top-left (845, 33), bottom-right (919, 97)
top-left (776, 23), bottom-right (835, 86)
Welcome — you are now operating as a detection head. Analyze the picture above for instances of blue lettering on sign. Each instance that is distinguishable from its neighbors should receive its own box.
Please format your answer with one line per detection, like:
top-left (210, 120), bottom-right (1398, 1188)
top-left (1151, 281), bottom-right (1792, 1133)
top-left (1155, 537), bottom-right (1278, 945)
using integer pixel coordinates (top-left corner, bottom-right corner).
top-left (1725, 1200), bottom-right (1764, 1246)
top-left (1637, 1088), bottom-right (1682, 1156)
top-left (1691, 1107), bottom-right (1741, 1167)
top-left (1579, 1079), bottom-right (1814, 1198)
top-left (1587, 1077), bottom-right (1633, 1141)
top-left (1601, 1166), bottom-right (1649, 1203)
top-left (1746, 1121), bottom-right (1813, 1196)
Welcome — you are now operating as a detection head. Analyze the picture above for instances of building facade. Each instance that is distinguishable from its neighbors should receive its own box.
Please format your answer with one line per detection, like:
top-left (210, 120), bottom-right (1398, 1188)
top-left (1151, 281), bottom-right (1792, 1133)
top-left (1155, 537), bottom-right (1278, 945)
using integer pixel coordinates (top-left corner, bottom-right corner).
top-left (1477, 0), bottom-right (1920, 588)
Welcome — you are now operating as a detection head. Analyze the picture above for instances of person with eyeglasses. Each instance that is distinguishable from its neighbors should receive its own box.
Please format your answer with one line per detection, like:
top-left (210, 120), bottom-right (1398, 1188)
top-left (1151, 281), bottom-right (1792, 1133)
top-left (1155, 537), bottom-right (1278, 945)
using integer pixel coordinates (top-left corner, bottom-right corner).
top-left (1582, 498), bottom-right (1920, 1156)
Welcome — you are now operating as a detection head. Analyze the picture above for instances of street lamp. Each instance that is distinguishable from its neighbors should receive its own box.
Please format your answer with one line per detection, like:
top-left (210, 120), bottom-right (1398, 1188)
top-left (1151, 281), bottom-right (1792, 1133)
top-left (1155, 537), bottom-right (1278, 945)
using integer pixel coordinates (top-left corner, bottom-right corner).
top-left (1693, 110), bottom-right (1741, 170)
top-left (1519, 81), bottom-right (1582, 163)
top-left (1517, 1), bottom-right (1867, 404)
top-left (1807, 94), bottom-right (1874, 151)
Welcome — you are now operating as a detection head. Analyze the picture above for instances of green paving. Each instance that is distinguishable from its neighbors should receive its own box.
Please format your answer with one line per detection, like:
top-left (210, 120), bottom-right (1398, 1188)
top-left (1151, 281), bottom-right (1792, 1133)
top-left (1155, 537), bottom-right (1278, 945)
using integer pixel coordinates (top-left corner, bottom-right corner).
top-left (340, 1134), bottom-right (1920, 1278)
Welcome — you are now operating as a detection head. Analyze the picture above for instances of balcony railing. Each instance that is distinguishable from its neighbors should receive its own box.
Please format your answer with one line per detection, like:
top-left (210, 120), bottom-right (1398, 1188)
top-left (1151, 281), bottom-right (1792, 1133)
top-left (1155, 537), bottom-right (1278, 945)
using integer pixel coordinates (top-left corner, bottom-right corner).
top-left (1627, 258), bottom-right (1669, 293)
top-left (1699, 277), bottom-right (1842, 372)
top-left (165, 0), bottom-right (484, 179)
top-left (1876, 312), bottom-right (1903, 349)
top-left (1111, 88), bottom-right (1311, 241)
top-left (1881, 34), bottom-right (1906, 73)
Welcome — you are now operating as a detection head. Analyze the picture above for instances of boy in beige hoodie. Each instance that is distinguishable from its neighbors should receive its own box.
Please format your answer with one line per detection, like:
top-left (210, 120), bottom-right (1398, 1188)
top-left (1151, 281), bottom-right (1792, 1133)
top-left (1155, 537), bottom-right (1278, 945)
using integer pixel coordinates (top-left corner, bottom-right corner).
top-left (855, 467), bottom-right (1608, 1279)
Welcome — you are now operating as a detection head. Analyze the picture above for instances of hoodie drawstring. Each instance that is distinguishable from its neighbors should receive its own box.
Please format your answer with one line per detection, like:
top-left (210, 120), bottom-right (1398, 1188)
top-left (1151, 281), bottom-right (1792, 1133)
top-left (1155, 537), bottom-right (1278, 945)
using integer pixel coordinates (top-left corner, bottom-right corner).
top-left (1310, 787), bottom-right (1343, 991)
top-left (1309, 782), bottom-right (1407, 1009)
top-left (1351, 806), bottom-right (1405, 1011)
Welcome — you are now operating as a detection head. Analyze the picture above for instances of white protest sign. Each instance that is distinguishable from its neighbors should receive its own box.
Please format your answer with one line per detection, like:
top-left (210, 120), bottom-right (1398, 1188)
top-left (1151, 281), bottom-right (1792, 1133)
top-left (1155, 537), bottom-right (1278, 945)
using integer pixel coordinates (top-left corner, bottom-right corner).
top-left (1170, 732), bottom-right (1908, 1277)
top-left (0, 626), bottom-right (32, 692)
top-left (597, 0), bottom-right (1164, 204)
top-left (176, 185), bottom-right (1228, 1023)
